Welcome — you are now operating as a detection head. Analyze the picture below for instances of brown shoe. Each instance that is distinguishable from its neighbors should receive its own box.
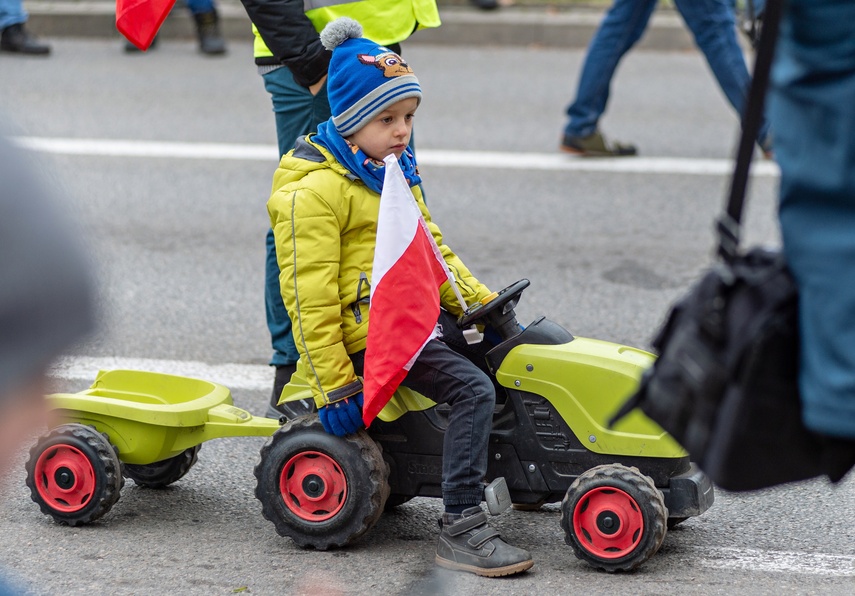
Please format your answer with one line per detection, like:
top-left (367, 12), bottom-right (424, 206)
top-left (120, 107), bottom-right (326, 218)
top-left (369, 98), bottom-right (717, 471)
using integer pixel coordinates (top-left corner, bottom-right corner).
top-left (561, 130), bottom-right (637, 157)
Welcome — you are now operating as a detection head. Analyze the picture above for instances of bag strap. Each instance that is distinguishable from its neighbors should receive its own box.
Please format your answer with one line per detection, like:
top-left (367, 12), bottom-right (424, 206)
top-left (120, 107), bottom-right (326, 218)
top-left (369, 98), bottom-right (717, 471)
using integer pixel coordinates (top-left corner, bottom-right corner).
top-left (716, 0), bottom-right (784, 264)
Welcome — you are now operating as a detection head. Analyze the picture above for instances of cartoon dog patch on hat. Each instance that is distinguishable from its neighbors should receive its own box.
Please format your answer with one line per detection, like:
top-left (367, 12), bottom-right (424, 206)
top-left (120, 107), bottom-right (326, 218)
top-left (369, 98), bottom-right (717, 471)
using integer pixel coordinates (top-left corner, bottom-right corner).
top-left (358, 50), bottom-right (414, 78)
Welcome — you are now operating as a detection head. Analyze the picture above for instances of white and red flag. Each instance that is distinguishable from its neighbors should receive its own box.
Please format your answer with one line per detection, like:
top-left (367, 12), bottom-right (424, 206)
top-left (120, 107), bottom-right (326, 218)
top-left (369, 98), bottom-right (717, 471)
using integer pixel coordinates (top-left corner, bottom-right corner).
top-left (361, 155), bottom-right (465, 426)
top-left (116, 0), bottom-right (175, 51)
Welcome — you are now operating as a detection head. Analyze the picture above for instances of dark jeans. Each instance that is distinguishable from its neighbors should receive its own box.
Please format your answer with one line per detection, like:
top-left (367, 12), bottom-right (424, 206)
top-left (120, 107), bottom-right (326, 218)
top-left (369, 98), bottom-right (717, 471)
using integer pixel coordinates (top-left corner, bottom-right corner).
top-left (351, 312), bottom-right (495, 507)
top-left (772, 0), bottom-right (855, 440)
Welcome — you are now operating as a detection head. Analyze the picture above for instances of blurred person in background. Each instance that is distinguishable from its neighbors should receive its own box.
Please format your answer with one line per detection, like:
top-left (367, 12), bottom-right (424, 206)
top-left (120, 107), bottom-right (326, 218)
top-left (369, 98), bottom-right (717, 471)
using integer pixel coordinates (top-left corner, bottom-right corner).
top-left (769, 0), bottom-right (855, 461)
top-left (560, 0), bottom-right (772, 157)
top-left (0, 132), bottom-right (97, 593)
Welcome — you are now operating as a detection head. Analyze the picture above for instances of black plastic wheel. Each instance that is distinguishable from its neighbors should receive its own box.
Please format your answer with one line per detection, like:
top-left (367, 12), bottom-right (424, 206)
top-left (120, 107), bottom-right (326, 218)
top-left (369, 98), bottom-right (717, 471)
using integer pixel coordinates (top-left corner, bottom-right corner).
top-left (560, 464), bottom-right (667, 572)
top-left (123, 445), bottom-right (201, 488)
top-left (25, 424), bottom-right (124, 526)
top-left (254, 416), bottom-right (390, 549)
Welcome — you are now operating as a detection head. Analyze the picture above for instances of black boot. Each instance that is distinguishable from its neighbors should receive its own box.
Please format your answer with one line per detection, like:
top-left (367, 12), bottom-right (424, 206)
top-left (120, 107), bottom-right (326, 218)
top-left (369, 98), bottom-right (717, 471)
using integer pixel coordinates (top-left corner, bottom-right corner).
top-left (268, 363), bottom-right (315, 420)
top-left (436, 506), bottom-right (533, 577)
top-left (0, 23), bottom-right (51, 55)
top-left (193, 10), bottom-right (226, 55)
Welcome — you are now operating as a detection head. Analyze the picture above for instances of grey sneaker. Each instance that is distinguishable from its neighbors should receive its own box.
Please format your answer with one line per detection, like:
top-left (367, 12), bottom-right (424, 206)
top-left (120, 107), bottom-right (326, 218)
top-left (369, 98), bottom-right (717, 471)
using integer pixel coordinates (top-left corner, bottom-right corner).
top-left (561, 130), bottom-right (637, 157)
top-left (436, 506), bottom-right (533, 577)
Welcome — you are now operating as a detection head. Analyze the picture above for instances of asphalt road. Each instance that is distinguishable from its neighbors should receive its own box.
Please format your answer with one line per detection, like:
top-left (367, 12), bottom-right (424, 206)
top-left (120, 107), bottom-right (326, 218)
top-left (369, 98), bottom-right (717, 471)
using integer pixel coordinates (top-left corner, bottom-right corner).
top-left (0, 39), bottom-right (853, 595)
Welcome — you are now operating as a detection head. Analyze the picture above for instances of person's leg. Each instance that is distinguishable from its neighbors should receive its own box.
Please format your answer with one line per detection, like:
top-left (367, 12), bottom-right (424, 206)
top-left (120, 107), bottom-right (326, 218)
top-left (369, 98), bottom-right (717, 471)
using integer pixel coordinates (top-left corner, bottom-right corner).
top-left (676, 0), bottom-right (771, 149)
top-left (348, 323), bottom-right (493, 507)
top-left (265, 229), bottom-right (299, 369)
top-left (184, 0), bottom-right (226, 55)
top-left (264, 66), bottom-right (331, 417)
top-left (402, 340), bottom-right (494, 508)
top-left (184, 0), bottom-right (213, 12)
top-left (0, 0), bottom-right (27, 30)
top-left (381, 322), bottom-right (532, 576)
top-left (0, 0), bottom-right (50, 55)
top-left (262, 67), bottom-right (331, 157)
top-left (563, 0), bottom-right (657, 140)
top-left (771, 0), bottom-right (855, 442)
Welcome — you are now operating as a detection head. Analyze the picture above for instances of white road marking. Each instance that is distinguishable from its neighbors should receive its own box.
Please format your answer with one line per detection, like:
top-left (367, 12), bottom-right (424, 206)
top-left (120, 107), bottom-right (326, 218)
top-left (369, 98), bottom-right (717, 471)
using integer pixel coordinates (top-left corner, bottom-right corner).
top-left (692, 546), bottom-right (855, 576)
top-left (51, 355), bottom-right (272, 392)
top-left (14, 136), bottom-right (780, 177)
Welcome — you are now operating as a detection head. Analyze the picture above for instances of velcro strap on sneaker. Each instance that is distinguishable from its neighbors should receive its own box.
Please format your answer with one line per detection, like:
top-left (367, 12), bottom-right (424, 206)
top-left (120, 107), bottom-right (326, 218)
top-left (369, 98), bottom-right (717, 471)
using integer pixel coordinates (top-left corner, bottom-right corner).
top-left (467, 527), bottom-right (501, 549)
top-left (446, 511), bottom-right (488, 537)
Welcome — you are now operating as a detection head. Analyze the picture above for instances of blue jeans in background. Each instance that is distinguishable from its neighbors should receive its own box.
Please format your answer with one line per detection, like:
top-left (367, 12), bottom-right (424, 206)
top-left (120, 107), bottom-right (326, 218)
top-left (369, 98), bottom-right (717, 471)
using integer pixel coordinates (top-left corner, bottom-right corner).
top-left (0, 0), bottom-right (27, 30)
top-left (262, 65), bottom-right (331, 367)
top-left (564, 0), bottom-right (770, 148)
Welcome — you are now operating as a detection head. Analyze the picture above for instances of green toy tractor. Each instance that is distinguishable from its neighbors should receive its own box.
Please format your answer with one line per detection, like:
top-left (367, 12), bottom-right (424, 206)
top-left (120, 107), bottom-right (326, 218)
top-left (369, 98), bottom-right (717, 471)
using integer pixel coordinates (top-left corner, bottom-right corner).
top-left (260, 279), bottom-right (714, 572)
top-left (25, 279), bottom-right (712, 573)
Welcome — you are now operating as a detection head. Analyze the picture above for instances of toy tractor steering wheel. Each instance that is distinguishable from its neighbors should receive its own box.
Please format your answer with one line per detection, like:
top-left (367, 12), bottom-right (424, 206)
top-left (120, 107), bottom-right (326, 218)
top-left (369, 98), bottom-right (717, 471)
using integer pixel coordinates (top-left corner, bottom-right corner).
top-left (458, 279), bottom-right (530, 341)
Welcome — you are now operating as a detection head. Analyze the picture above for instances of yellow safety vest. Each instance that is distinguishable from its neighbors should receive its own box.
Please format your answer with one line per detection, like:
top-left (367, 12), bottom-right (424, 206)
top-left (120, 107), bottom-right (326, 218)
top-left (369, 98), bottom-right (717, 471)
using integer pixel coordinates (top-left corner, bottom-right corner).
top-left (253, 0), bottom-right (440, 59)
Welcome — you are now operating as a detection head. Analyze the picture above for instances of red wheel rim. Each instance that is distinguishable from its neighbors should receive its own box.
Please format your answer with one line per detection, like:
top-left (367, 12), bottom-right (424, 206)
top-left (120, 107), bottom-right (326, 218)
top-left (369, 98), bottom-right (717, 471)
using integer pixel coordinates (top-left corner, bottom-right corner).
top-left (573, 486), bottom-right (643, 559)
top-left (280, 451), bottom-right (347, 522)
top-left (33, 444), bottom-right (96, 513)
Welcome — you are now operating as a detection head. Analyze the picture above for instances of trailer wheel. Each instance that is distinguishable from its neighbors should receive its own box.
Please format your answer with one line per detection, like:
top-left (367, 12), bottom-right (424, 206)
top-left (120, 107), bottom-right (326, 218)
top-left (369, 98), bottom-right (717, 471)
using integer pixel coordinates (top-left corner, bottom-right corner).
top-left (560, 464), bottom-right (667, 572)
top-left (124, 446), bottom-right (200, 488)
top-left (25, 424), bottom-right (124, 526)
top-left (254, 416), bottom-right (389, 549)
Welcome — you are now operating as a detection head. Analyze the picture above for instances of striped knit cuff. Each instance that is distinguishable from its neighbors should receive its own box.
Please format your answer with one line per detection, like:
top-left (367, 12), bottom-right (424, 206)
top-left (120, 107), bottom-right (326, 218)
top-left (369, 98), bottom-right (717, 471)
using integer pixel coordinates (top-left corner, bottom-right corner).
top-left (332, 75), bottom-right (421, 137)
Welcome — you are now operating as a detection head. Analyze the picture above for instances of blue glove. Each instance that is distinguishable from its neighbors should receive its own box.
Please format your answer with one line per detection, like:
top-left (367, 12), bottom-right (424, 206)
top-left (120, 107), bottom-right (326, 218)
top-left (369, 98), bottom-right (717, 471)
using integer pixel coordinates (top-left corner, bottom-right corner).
top-left (319, 392), bottom-right (364, 436)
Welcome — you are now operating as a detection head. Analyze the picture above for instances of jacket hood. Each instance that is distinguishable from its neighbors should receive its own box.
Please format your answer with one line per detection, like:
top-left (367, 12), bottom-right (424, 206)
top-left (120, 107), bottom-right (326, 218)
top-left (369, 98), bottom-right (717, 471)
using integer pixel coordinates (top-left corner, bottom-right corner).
top-left (276, 134), bottom-right (358, 187)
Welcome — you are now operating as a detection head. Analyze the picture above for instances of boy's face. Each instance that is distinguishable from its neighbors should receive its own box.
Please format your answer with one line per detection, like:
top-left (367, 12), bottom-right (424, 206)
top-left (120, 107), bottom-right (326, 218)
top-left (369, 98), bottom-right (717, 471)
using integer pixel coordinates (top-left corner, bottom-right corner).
top-left (347, 97), bottom-right (419, 162)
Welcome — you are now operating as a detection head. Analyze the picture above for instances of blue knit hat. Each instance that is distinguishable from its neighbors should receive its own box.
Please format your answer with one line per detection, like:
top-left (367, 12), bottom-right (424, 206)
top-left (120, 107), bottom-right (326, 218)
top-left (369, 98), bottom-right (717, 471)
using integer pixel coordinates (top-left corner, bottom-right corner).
top-left (320, 18), bottom-right (422, 137)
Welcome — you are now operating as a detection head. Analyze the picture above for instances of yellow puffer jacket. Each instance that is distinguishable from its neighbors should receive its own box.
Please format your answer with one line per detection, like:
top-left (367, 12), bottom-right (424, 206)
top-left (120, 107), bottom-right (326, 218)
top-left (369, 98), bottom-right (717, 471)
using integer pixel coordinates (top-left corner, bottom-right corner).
top-left (268, 136), bottom-right (492, 408)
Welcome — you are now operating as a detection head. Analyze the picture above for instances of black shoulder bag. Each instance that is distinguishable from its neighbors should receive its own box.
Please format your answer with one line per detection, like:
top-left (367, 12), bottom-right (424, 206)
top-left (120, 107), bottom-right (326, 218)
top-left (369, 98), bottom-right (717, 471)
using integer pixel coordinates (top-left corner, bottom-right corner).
top-left (609, 0), bottom-right (854, 491)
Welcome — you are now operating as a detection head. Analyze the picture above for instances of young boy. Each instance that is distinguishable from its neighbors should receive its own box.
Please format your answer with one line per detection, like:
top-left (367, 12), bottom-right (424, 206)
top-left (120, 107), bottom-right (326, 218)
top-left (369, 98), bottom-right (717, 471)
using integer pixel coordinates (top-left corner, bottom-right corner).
top-left (267, 17), bottom-right (534, 577)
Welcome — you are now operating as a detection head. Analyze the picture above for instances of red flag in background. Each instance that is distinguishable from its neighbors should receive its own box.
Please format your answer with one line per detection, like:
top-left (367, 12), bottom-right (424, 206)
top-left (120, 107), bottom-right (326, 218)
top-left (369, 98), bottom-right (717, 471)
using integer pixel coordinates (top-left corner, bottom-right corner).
top-left (116, 0), bottom-right (175, 51)
top-left (361, 155), bottom-right (453, 426)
